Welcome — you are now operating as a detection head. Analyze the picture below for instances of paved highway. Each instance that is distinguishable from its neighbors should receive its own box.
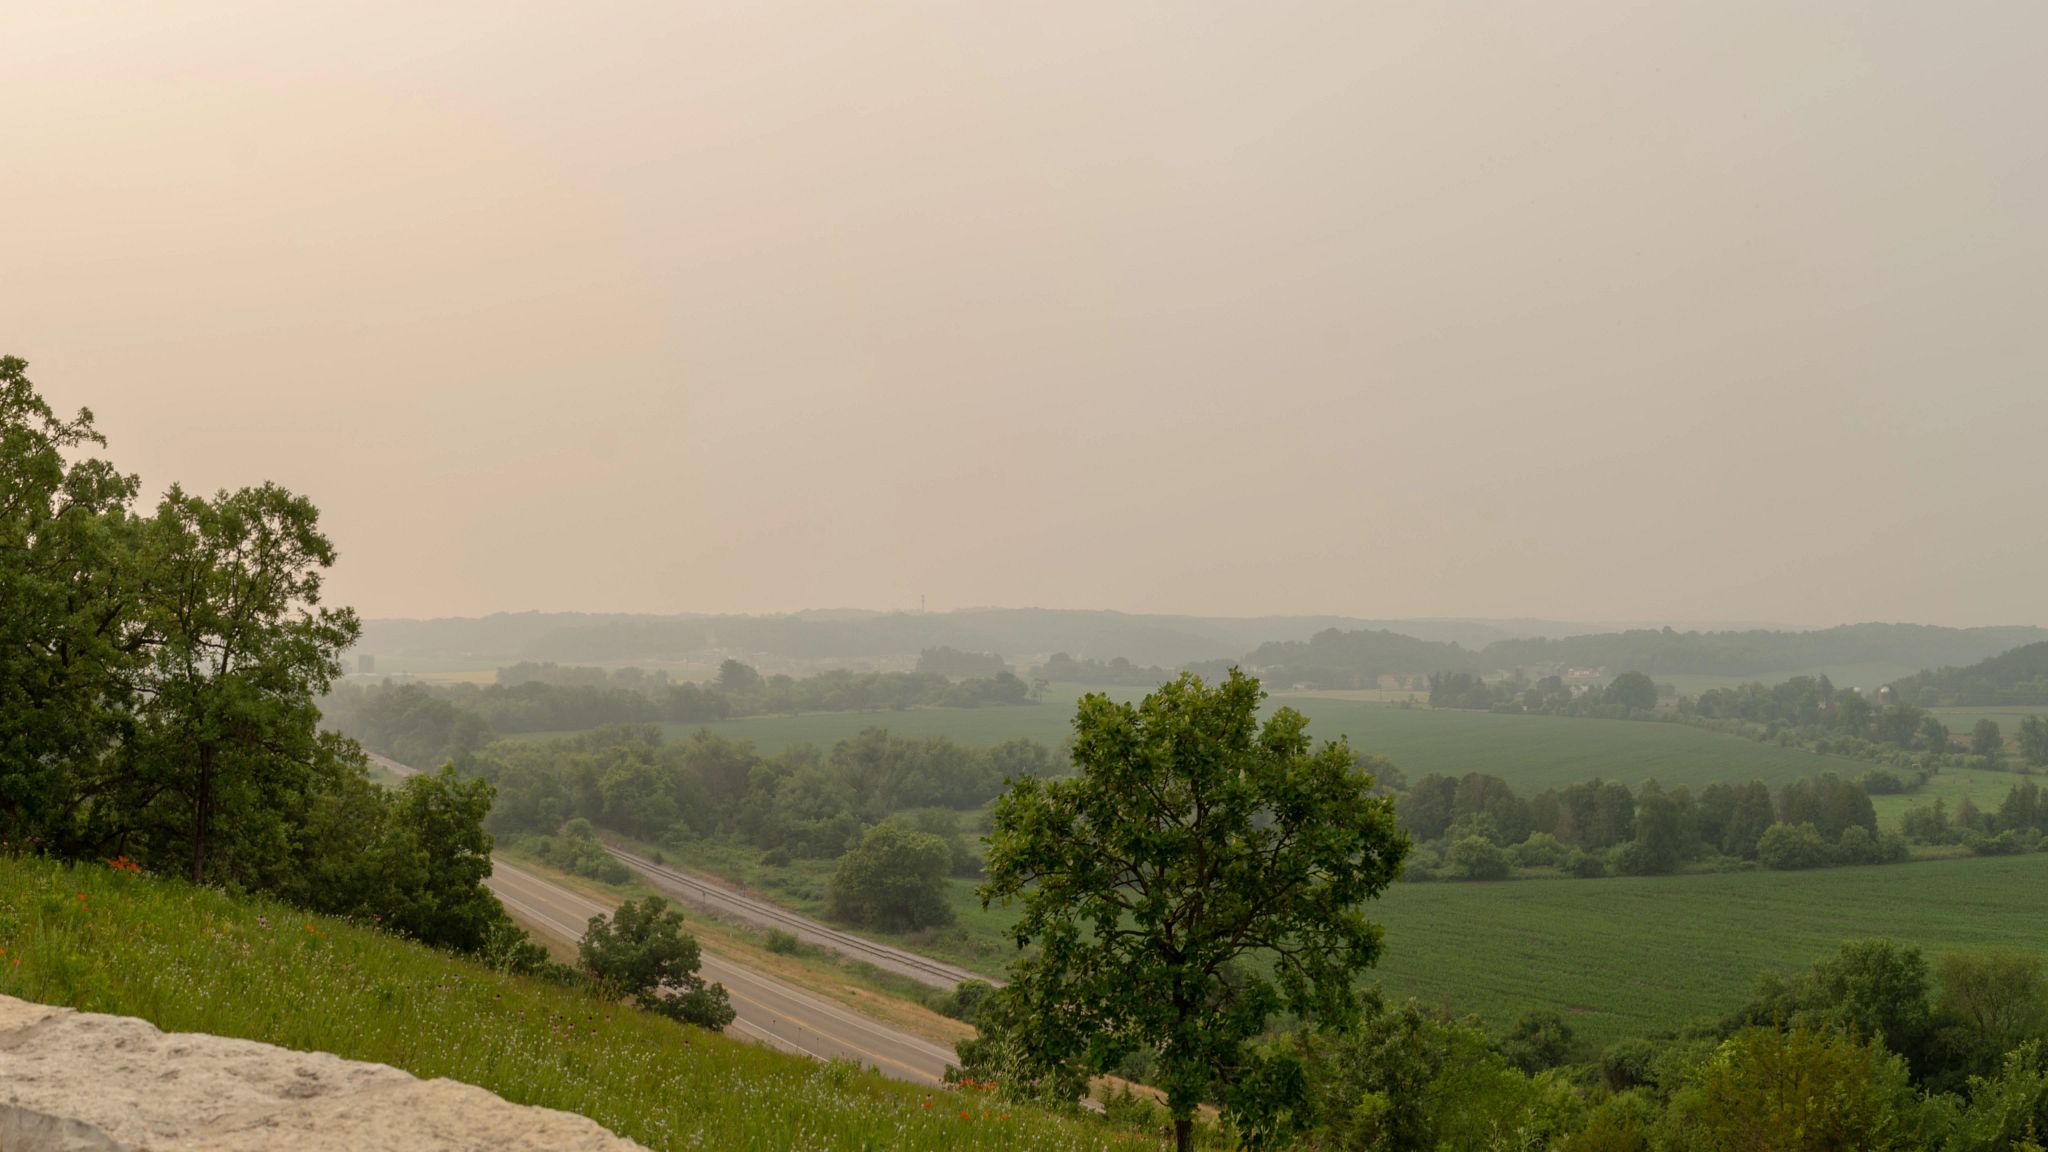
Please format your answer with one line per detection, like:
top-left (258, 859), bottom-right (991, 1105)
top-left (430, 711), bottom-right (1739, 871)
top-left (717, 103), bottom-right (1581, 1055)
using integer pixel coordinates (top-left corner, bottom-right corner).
top-left (604, 844), bottom-right (997, 991)
top-left (366, 752), bottom-right (959, 1084)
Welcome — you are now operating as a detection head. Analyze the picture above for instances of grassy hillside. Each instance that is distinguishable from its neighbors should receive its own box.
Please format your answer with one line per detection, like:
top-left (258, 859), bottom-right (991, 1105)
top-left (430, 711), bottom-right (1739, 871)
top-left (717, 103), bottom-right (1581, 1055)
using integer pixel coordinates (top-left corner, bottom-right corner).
top-left (0, 855), bottom-right (1136, 1152)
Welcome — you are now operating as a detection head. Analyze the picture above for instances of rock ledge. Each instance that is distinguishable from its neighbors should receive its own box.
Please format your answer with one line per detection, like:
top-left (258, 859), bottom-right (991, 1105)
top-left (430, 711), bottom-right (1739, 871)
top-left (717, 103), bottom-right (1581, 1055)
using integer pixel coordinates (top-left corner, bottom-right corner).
top-left (0, 994), bottom-right (643, 1151)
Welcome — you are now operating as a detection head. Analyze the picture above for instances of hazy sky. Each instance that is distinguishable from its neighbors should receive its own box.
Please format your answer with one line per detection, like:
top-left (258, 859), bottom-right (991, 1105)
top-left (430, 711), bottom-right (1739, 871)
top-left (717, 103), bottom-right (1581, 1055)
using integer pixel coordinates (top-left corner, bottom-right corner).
top-left (6, 2), bottom-right (2044, 625)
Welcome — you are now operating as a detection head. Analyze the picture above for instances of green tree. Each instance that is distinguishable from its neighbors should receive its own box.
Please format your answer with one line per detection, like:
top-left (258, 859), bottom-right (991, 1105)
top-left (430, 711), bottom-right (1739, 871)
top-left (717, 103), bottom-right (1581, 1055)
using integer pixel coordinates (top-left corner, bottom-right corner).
top-left (1972, 718), bottom-right (2007, 758)
top-left (578, 895), bottom-right (734, 1030)
top-left (125, 482), bottom-right (360, 884)
top-left (1934, 950), bottom-right (2048, 1080)
top-left (1918, 715), bottom-right (1952, 752)
top-left (1630, 781), bottom-right (1685, 874)
top-left (1448, 834), bottom-right (1510, 880)
top-left (976, 671), bottom-right (1408, 1152)
top-left (1500, 1007), bottom-right (1577, 1073)
top-left (0, 356), bottom-right (146, 854)
top-left (1665, 1024), bottom-right (1925, 1151)
top-left (1835, 691), bottom-right (1875, 738)
top-left (1299, 997), bottom-right (1581, 1152)
top-left (826, 821), bottom-right (955, 930)
top-left (1606, 672), bottom-right (1659, 714)
top-left (1756, 822), bottom-right (1832, 870)
top-left (2019, 716), bottom-right (2048, 767)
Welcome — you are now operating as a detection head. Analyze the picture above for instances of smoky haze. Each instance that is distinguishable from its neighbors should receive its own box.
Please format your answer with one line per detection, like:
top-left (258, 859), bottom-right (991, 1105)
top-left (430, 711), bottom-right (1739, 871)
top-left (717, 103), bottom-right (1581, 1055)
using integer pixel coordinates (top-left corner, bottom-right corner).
top-left (4, 2), bottom-right (2043, 626)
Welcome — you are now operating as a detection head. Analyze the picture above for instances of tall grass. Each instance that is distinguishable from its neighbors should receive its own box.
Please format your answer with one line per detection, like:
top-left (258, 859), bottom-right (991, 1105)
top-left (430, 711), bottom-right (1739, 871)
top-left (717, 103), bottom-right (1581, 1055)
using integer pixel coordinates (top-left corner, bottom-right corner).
top-left (0, 856), bottom-right (1142, 1152)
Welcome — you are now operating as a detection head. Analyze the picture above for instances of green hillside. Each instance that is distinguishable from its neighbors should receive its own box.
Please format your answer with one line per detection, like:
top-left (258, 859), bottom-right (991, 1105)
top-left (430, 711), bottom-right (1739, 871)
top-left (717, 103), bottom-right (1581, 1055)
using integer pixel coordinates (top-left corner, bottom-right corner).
top-left (0, 856), bottom-right (1132, 1152)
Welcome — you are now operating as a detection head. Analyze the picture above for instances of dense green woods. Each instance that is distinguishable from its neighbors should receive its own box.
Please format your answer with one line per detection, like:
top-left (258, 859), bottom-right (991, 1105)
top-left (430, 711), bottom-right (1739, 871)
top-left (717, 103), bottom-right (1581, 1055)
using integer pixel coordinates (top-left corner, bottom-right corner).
top-left (0, 359), bottom-right (525, 959)
top-left (320, 658), bottom-right (1032, 767)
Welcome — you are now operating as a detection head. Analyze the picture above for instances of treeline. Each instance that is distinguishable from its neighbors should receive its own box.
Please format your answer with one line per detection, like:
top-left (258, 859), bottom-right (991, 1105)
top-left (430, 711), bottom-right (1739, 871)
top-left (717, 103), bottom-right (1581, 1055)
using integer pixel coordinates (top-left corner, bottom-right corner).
top-left (1901, 779), bottom-right (2048, 856)
top-left (468, 725), bottom-right (1052, 928)
top-left (1396, 770), bottom-right (1915, 880)
top-left (1247, 628), bottom-right (1482, 688)
top-left (320, 658), bottom-right (1033, 764)
top-left (1685, 675), bottom-right (2048, 771)
top-left (1483, 622), bottom-right (2048, 679)
top-left (0, 358), bottom-right (536, 966)
top-left (1240, 623), bottom-right (2048, 690)
top-left (1429, 669), bottom-right (1664, 714)
top-left (1035, 651), bottom-right (1234, 686)
top-left (1890, 640), bottom-right (2048, 706)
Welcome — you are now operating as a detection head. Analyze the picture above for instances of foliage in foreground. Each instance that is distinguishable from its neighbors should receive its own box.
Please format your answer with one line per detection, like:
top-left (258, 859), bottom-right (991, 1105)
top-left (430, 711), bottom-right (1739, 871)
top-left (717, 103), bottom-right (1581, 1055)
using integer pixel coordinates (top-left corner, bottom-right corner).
top-left (0, 855), bottom-right (1140, 1152)
top-left (973, 670), bottom-right (1409, 1151)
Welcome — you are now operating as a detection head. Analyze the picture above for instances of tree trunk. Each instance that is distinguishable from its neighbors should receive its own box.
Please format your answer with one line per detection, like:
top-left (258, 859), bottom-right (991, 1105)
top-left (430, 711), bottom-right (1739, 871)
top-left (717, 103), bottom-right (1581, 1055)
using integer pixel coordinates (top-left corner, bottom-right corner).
top-left (1174, 1115), bottom-right (1192, 1152)
top-left (190, 746), bottom-right (211, 885)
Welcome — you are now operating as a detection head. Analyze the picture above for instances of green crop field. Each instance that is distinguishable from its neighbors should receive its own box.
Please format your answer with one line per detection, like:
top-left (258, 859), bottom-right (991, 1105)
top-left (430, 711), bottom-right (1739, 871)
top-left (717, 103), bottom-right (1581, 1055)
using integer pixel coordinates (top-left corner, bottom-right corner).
top-left (1930, 704), bottom-right (2048, 741)
top-left (0, 856), bottom-right (1139, 1152)
top-left (668, 835), bottom-right (2048, 1052)
top-left (1652, 664), bottom-right (1924, 697)
top-left (1252, 700), bottom-right (1878, 793)
top-left (533, 684), bottom-right (1882, 797)
top-left (1365, 853), bottom-right (2048, 1048)
top-left (1868, 762), bottom-right (2034, 826)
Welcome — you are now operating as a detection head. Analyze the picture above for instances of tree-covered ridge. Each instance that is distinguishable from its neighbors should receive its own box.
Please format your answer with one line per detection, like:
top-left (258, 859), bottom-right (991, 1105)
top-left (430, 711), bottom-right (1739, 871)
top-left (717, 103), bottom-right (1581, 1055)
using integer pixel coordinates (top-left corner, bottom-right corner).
top-left (1889, 641), bottom-right (2048, 706)
top-left (1244, 628), bottom-right (1482, 688)
top-left (1479, 623), bottom-right (2048, 679)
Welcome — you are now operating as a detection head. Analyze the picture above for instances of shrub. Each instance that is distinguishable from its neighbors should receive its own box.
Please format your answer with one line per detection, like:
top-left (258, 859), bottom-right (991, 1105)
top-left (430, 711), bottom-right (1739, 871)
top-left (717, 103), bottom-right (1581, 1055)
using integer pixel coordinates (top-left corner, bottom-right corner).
top-left (1567, 851), bottom-right (1608, 879)
top-left (578, 896), bottom-right (735, 1031)
top-left (1449, 835), bottom-right (1511, 881)
top-left (1513, 832), bottom-right (1568, 869)
top-left (764, 929), bottom-right (801, 954)
top-left (1757, 822), bottom-right (1833, 871)
top-left (940, 978), bottom-right (995, 1024)
top-left (826, 823), bottom-right (955, 930)
top-left (1964, 830), bottom-right (2025, 857)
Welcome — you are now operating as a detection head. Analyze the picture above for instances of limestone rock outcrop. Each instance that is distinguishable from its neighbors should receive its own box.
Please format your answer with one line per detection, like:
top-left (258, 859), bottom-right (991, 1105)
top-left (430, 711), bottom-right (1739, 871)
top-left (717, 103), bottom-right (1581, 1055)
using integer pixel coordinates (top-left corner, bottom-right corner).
top-left (0, 995), bottom-right (644, 1151)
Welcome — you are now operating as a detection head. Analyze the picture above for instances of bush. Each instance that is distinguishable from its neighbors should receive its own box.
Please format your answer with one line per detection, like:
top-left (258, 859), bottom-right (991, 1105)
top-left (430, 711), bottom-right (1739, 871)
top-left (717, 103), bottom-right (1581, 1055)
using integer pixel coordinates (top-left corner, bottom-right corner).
top-left (578, 896), bottom-right (735, 1031)
top-left (1756, 822), bottom-right (1833, 871)
top-left (764, 929), bottom-right (802, 954)
top-left (532, 823), bottom-right (632, 884)
top-left (1601, 1038), bottom-right (1661, 1091)
top-left (939, 978), bottom-right (995, 1024)
top-left (1512, 832), bottom-right (1568, 869)
top-left (1963, 829), bottom-right (2025, 857)
top-left (1567, 850), bottom-right (1608, 879)
top-left (1449, 835), bottom-right (1511, 881)
top-left (1607, 841), bottom-right (1649, 877)
top-left (826, 823), bottom-right (955, 930)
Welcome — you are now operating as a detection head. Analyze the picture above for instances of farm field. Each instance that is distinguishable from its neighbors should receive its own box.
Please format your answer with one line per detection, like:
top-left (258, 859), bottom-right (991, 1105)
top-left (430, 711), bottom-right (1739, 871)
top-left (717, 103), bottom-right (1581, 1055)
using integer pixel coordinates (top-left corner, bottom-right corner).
top-left (1930, 704), bottom-right (2048, 741)
top-left (1653, 663), bottom-right (1923, 697)
top-left (663, 836), bottom-right (2048, 1051)
top-left (1868, 762), bottom-right (2034, 826)
top-left (542, 685), bottom-right (1884, 796)
top-left (1365, 853), bottom-right (2048, 1048)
